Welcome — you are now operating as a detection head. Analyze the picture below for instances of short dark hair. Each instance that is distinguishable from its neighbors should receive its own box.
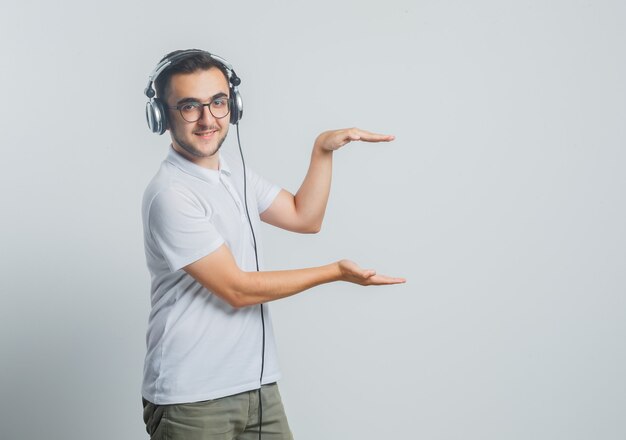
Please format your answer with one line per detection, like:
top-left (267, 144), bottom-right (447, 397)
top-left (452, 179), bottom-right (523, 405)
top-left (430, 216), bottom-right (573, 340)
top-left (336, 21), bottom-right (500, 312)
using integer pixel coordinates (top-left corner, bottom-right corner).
top-left (155, 49), bottom-right (230, 101)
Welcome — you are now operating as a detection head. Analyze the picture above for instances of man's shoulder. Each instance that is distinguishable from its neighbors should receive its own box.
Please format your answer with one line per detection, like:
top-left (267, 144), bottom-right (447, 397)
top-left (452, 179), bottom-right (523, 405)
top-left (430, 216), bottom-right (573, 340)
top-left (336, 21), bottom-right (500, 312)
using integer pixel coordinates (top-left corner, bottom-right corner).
top-left (142, 162), bottom-right (198, 214)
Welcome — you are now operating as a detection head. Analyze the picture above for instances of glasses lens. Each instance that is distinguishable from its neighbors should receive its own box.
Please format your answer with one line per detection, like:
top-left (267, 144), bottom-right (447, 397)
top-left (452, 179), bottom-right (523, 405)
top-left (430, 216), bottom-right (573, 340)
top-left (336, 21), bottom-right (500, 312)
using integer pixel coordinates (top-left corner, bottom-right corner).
top-left (209, 97), bottom-right (230, 119)
top-left (179, 103), bottom-right (202, 122)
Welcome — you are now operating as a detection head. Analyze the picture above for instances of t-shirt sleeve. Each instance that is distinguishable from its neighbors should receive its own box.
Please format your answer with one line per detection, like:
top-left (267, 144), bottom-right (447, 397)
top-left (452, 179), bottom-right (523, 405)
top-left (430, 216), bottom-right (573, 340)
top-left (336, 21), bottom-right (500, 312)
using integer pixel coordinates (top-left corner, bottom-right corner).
top-left (148, 188), bottom-right (225, 272)
top-left (246, 166), bottom-right (281, 214)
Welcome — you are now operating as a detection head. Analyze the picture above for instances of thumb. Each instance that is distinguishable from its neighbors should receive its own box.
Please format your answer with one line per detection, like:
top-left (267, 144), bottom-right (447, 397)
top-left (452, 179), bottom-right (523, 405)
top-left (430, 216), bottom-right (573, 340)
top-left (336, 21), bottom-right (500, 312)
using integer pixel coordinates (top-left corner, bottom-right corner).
top-left (362, 269), bottom-right (376, 279)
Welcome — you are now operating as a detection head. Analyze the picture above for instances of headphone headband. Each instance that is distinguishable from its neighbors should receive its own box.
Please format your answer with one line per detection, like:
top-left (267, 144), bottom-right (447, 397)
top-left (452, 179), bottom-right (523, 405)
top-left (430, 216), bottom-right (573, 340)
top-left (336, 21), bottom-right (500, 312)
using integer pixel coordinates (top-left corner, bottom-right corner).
top-left (144, 50), bottom-right (238, 97)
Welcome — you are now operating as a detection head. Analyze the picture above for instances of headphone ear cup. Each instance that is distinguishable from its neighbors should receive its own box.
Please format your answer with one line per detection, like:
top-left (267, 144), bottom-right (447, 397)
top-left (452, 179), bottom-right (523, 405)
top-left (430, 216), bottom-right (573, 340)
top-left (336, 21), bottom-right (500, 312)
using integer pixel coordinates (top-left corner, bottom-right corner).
top-left (229, 88), bottom-right (243, 125)
top-left (146, 99), bottom-right (168, 135)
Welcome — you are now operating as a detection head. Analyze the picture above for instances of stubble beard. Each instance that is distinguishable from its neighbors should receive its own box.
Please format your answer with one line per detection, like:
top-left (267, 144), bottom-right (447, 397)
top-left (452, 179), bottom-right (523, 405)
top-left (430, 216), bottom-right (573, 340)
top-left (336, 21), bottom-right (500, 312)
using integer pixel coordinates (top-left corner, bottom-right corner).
top-left (171, 125), bottom-right (228, 159)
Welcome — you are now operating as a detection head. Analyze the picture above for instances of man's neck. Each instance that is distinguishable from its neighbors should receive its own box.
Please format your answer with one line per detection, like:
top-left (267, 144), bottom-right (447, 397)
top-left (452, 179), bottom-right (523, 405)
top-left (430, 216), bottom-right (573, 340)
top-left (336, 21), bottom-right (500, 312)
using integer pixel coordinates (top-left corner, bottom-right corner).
top-left (172, 144), bottom-right (220, 170)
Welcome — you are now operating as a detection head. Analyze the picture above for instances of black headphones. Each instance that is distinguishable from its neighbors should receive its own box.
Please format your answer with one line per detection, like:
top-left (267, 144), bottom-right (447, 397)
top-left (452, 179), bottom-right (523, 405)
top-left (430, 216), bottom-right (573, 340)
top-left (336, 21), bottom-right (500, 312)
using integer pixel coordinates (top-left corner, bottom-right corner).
top-left (144, 49), bottom-right (243, 135)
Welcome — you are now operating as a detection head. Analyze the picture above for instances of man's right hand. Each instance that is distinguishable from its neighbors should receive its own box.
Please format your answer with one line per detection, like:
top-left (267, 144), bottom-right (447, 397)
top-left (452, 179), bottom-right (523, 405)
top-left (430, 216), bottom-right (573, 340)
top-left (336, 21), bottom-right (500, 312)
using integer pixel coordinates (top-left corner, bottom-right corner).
top-left (337, 259), bottom-right (406, 286)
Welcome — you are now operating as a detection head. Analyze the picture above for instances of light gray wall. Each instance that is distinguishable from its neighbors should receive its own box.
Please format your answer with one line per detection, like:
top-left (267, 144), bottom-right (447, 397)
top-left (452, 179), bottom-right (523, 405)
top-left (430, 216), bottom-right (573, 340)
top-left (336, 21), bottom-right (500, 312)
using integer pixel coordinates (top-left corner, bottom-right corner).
top-left (1, 1), bottom-right (625, 439)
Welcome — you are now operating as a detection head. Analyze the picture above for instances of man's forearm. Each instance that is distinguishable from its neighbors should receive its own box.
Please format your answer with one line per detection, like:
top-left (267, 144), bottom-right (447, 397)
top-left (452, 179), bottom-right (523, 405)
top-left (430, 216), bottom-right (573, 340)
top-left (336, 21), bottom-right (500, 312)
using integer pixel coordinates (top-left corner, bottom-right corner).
top-left (293, 145), bottom-right (333, 232)
top-left (231, 262), bottom-right (342, 308)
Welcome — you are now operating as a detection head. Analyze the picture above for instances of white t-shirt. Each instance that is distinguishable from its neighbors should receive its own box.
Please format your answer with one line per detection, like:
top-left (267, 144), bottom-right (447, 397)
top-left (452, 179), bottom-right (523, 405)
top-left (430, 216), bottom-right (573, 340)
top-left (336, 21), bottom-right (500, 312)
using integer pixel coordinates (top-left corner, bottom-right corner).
top-left (141, 146), bottom-right (282, 405)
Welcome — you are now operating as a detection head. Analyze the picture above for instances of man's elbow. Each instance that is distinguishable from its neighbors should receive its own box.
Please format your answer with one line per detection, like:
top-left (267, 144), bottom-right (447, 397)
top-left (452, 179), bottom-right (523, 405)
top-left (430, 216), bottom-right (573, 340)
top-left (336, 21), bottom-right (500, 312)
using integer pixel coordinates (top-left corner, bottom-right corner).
top-left (219, 276), bottom-right (259, 309)
top-left (219, 289), bottom-right (252, 309)
top-left (299, 219), bottom-right (322, 234)
top-left (226, 294), bottom-right (249, 309)
top-left (213, 283), bottom-right (245, 308)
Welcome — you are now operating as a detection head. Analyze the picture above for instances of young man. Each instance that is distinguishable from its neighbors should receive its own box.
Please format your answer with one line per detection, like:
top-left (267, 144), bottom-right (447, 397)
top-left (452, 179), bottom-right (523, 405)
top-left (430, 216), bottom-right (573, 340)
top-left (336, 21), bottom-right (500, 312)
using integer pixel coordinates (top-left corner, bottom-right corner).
top-left (141, 49), bottom-right (405, 440)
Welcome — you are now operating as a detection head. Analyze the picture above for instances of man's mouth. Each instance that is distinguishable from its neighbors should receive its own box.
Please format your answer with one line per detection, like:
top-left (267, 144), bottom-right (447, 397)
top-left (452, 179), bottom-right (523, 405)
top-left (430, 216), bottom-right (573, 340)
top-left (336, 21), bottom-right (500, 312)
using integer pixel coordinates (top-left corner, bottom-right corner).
top-left (194, 128), bottom-right (218, 138)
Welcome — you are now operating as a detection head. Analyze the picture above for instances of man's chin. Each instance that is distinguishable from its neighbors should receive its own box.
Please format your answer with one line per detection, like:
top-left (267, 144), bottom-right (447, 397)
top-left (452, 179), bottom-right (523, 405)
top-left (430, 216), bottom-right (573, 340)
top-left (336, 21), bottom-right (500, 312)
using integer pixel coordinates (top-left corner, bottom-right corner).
top-left (173, 139), bottom-right (223, 159)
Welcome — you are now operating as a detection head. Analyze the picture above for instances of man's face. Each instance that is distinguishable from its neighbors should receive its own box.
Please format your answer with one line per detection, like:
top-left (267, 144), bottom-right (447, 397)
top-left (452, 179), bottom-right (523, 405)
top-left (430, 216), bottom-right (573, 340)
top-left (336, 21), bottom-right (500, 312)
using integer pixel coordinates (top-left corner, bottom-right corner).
top-left (165, 67), bottom-right (230, 167)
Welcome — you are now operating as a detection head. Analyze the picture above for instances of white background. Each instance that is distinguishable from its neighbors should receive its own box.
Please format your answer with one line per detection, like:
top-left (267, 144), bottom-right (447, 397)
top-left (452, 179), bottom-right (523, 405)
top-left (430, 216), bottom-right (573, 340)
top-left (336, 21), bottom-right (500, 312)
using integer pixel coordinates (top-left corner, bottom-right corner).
top-left (1, 1), bottom-right (625, 439)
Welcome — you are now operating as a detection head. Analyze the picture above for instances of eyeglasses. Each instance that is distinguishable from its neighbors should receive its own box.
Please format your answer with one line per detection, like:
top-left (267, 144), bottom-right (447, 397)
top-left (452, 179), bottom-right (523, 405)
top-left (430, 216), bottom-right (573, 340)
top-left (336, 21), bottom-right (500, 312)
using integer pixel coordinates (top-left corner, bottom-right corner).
top-left (168, 96), bottom-right (230, 122)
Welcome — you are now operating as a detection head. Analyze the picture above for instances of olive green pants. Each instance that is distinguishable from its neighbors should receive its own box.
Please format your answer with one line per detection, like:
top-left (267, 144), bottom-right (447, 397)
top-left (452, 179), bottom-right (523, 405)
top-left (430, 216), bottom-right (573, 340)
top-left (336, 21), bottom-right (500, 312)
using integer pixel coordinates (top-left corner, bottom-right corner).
top-left (142, 383), bottom-right (294, 440)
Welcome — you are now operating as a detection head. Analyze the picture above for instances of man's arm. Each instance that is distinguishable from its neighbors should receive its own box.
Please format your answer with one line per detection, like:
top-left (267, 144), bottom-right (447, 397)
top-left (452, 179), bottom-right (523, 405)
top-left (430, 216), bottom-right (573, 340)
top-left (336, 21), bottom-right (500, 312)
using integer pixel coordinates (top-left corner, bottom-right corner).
top-left (183, 244), bottom-right (405, 308)
top-left (260, 128), bottom-right (395, 233)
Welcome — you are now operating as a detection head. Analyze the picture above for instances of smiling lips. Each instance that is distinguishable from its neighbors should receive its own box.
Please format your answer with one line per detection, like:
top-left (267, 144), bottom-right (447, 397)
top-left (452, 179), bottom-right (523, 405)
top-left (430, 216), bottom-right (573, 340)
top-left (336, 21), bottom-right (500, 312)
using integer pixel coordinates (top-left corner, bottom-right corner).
top-left (194, 128), bottom-right (219, 138)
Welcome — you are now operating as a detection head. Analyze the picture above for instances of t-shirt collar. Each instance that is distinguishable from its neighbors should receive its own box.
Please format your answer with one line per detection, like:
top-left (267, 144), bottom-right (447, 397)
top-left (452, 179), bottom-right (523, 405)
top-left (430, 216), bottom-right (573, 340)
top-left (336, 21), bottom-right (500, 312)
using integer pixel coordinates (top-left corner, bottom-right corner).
top-left (166, 146), bottom-right (232, 183)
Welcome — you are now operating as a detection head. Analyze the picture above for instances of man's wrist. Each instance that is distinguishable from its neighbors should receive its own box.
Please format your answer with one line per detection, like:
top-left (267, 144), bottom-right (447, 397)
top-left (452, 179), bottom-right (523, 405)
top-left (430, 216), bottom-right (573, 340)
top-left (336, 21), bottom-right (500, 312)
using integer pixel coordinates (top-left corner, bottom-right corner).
top-left (312, 142), bottom-right (333, 157)
top-left (330, 261), bottom-right (344, 282)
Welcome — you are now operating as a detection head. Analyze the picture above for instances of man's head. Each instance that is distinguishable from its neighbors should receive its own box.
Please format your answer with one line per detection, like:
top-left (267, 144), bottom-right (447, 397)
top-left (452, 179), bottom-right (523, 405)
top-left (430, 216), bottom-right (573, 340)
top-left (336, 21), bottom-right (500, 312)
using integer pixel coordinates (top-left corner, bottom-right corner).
top-left (155, 50), bottom-right (233, 168)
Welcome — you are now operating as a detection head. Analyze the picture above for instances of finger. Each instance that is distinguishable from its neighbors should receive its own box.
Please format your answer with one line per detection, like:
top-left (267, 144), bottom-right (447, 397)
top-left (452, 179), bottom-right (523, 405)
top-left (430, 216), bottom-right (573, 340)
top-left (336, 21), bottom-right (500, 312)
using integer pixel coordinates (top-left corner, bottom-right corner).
top-left (360, 133), bottom-right (395, 143)
top-left (368, 274), bottom-right (406, 285)
top-left (335, 133), bottom-right (392, 150)
top-left (355, 128), bottom-right (392, 137)
top-left (350, 128), bottom-right (395, 142)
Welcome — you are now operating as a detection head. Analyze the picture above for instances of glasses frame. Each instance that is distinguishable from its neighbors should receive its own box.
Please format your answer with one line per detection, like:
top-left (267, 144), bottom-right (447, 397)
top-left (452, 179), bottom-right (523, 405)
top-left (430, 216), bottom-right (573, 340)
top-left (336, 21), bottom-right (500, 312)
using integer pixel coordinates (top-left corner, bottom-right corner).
top-left (168, 96), bottom-right (231, 123)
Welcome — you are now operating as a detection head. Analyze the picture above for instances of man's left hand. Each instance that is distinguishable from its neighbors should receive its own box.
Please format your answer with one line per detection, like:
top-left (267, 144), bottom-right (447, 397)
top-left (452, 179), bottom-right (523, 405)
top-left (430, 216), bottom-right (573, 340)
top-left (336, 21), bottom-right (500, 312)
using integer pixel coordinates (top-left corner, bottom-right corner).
top-left (314, 127), bottom-right (395, 152)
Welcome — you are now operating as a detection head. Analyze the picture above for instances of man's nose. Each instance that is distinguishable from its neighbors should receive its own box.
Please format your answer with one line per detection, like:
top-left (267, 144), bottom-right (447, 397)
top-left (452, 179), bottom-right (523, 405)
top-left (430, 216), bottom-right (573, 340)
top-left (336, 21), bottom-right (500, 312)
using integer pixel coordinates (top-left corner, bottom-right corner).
top-left (199, 104), bottom-right (216, 124)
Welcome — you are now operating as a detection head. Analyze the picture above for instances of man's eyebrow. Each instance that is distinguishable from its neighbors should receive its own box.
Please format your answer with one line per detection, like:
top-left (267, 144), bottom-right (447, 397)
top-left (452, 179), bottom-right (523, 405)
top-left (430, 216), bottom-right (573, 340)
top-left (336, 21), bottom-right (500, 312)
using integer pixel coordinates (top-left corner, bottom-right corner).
top-left (175, 93), bottom-right (228, 105)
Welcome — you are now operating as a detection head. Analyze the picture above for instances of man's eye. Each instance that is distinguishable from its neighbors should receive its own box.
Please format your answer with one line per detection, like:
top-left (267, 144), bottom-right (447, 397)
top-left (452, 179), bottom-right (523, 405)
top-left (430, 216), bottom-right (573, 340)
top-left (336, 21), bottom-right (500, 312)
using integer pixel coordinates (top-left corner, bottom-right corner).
top-left (212, 98), bottom-right (227, 107)
top-left (181, 103), bottom-right (199, 112)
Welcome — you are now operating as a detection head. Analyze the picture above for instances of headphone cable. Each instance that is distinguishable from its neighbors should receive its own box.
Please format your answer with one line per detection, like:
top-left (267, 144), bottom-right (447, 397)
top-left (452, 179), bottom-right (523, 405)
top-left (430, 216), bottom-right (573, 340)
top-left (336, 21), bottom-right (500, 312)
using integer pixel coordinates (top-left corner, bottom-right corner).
top-left (236, 122), bottom-right (266, 440)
